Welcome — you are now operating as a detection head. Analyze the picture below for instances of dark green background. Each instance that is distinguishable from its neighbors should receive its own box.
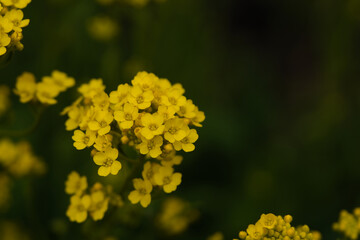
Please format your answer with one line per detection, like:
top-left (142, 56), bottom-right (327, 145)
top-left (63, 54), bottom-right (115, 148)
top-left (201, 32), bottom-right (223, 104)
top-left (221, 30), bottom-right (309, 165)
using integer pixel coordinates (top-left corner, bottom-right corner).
top-left (1, 0), bottom-right (360, 239)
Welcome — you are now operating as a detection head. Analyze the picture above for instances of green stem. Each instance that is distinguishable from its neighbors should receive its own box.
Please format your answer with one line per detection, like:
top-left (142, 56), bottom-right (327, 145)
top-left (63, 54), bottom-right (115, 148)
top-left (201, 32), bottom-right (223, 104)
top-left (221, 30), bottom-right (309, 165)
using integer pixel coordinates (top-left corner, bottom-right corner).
top-left (119, 155), bottom-right (146, 197)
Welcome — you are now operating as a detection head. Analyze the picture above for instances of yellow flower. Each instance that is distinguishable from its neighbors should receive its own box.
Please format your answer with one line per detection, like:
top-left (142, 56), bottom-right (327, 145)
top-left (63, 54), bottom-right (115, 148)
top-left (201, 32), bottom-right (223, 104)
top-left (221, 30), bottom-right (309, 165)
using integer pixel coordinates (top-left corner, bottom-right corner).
top-left (0, 0), bottom-right (31, 9)
top-left (114, 103), bottom-right (139, 129)
top-left (93, 148), bottom-right (121, 176)
top-left (13, 72), bottom-right (36, 103)
top-left (131, 71), bottom-right (157, 91)
top-left (140, 113), bottom-right (165, 140)
top-left (72, 130), bottom-right (96, 150)
top-left (207, 232), bottom-right (224, 240)
top-left (137, 136), bottom-right (163, 158)
top-left (88, 110), bottom-right (113, 135)
top-left (0, 15), bottom-right (13, 33)
top-left (142, 161), bottom-right (161, 185)
top-left (177, 99), bottom-right (196, 119)
top-left (163, 117), bottom-right (188, 143)
top-left (161, 87), bottom-right (186, 112)
top-left (65, 106), bottom-right (85, 131)
top-left (4, 9), bottom-right (29, 32)
top-left (259, 213), bottom-right (277, 229)
top-left (128, 85), bottom-right (154, 109)
top-left (89, 191), bottom-right (109, 221)
top-left (92, 92), bottom-right (110, 111)
top-left (154, 166), bottom-right (182, 193)
top-left (157, 105), bottom-right (176, 121)
top-left (66, 195), bottom-right (91, 223)
top-left (109, 84), bottom-right (130, 108)
top-left (128, 178), bottom-right (152, 207)
top-left (173, 129), bottom-right (198, 152)
top-left (0, 31), bottom-right (10, 56)
top-left (93, 134), bottom-right (113, 152)
top-left (157, 150), bottom-right (183, 167)
top-left (42, 70), bottom-right (75, 92)
top-left (78, 78), bottom-right (105, 99)
top-left (65, 171), bottom-right (88, 195)
top-left (36, 82), bottom-right (60, 105)
top-left (246, 223), bottom-right (264, 240)
top-left (190, 107), bottom-right (205, 127)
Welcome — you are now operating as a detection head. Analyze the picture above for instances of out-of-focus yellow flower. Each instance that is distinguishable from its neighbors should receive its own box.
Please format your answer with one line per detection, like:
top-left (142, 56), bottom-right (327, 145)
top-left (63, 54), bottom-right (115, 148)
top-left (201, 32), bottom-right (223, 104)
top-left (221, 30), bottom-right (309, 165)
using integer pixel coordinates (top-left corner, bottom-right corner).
top-left (128, 178), bottom-right (152, 207)
top-left (88, 16), bottom-right (118, 42)
top-left (93, 148), bottom-right (121, 176)
top-left (78, 78), bottom-right (105, 100)
top-left (333, 209), bottom-right (359, 239)
top-left (1, 221), bottom-right (30, 240)
top-left (142, 161), bottom-right (161, 185)
top-left (173, 129), bottom-right (198, 152)
top-left (89, 191), bottom-right (109, 221)
top-left (66, 195), bottom-right (91, 223)
top-left (65, 171), bottom-right (88, 196)
top-left (156, 197), bottom-right (199, 235)
top-left (0, 139), bottom-right (46, 177)
top-left (42, 70), bottom-right (75, 92)
top-left (259, 213), bottom-right (277, 229)
top-left (36, 82), bottom-right (60, 105)
top-left (13, 72), bottom-right (36, 103)
top-left (154, 166), bottom-right (182, 193)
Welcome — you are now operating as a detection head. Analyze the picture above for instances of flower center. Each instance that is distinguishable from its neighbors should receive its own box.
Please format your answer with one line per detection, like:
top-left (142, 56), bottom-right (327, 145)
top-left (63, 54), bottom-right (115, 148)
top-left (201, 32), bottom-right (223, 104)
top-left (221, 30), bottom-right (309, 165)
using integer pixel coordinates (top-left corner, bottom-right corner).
top-left (149, 124), bottom-right (158, 131)
top-left (163, 176), bottom-right (171, 185)
top-left (136, 96), bottom-right (144, 104)
top-left (100, 121), bottom-right (107, 128)
top-left (125, 113), bottom-right (132, 121)
top-left (139, 188), bottom-right (147, 195)
top-left (168, 127), bottom-right (177, 135)
top-left (104, 158), bottom-right (113, 167)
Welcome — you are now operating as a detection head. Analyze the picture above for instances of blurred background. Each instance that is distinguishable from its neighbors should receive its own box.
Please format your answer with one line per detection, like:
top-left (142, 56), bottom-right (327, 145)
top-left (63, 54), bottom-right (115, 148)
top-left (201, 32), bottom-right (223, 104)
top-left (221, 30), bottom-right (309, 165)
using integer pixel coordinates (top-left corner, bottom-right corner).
top-left (2, 0), bottom-right (360, 239)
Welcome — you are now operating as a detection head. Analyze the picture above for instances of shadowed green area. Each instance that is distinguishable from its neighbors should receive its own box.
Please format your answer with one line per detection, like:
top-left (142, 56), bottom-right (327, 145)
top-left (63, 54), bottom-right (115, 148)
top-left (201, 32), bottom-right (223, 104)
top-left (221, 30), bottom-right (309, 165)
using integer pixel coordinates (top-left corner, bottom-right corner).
top-left (1, 0), bottom-right (360, 239)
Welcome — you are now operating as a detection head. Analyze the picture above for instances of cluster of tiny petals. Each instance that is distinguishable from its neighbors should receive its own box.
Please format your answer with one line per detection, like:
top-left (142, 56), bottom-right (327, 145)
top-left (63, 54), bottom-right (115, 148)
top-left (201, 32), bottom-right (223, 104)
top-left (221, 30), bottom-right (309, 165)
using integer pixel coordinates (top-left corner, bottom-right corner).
top-left (65, 171), bottom-right (123, 223)
top-left (14, 70), bottom-right (75, 105)
top-left (0, 138), bottom-right (45, 176)
top-left (63, 71), bottom-right (204, 180)
top-left (0, 0), bottom-right (30, 56)
top-left (234, 213), bottom-right (321, 240)
top-left (333, 208), bottom-right (360, 239)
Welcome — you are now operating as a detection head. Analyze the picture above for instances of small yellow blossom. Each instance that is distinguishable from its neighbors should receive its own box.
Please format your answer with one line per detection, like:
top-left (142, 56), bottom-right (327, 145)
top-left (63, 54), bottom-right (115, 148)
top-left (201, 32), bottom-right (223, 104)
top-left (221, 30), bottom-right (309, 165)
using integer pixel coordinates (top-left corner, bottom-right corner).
top-left (36, 82), bottom-right (60, 105)
top-left (78, 78), bottom-right (105, 99)
top-left (42, 70), bottom-right (75, 92)
top-left (89, 191), bottom-right (109, 221)
top-left (4, 9), bottom-right (29, 32)
top-left (14, 72), bottom-right (36, 103)
top-left (72, 130), bottom-right (96, 150)
top-left (65, 171), bottom-right (88, 195)
top-left (1, 0), bottom-right (31, 9)
top-left (138, 136), bottom-right (163, 158)
top-left (93, 148), bottom-right (121, 176)
top-left (128, 85), bottom-right (154, 109)
top-left (128, 178), bottom-right (152, 207)
top-left (109, 84), bottom-right (130, 108)
top-left (114, 103), bottom-right (138, 129)
top-left (154, 166), bottom-right (182, 193)
top-left (66, 194), bottom-right (91, 223)
top-left (259, 213), bottom-right (277, 229)
top-left (247, 223), bottom-right (264, 240)
top-left (93, 134), bottom-right (113, 152)
top-left (140, 113), bottom-right (165, 140)
top-left (142, 161), bottom-right (161, 185)
top-left (163, 117), bottom-right (188, 143)
top-left (88, 110), bottom-right (113, 136)
top-left (131, 71), bottom-right (157, 91)
top-left (173, 129), bottom-right (198, 152)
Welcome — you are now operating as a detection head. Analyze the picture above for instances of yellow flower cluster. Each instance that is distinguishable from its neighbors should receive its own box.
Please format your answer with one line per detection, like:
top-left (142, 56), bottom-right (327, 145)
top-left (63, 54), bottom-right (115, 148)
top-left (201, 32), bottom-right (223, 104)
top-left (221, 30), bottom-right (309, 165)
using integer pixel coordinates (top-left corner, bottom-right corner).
top-left (0, 138), bottom-right (45, 176)
top-left (0, 85), bottom-right (10, 116)
top-left (65, 171), bottom-right (123, 223)
top-left (14, 70), bottom-right (75, 105)
top-left (63, 71), bottom-right (204, 180)
top-left (155, 197), bottom-right (199, 235)
top-left (333, 208), bottom-right (360, 239)
top-left (234, 213), bottom-right (321, 240)
top-left (0, 0), bottom-right (30, 56)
